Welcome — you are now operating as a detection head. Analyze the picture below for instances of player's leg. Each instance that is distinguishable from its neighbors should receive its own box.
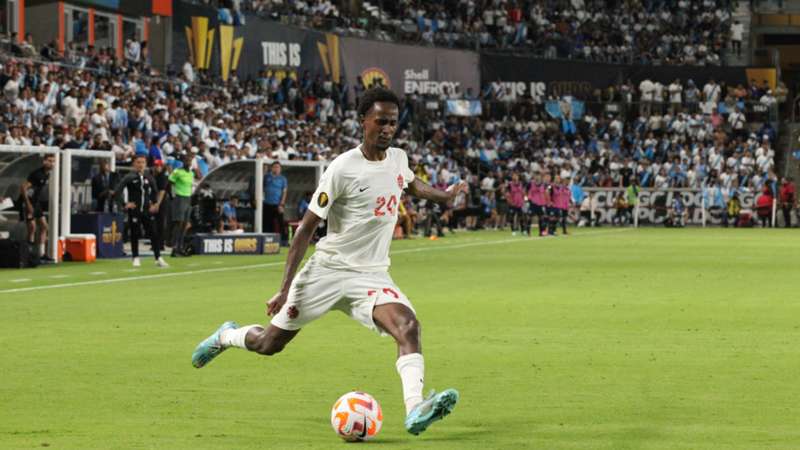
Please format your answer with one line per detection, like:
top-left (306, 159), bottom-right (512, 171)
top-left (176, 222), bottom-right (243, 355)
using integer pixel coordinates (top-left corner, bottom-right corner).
top-left (371, 304), bottom-right (459, 435)
top-left (351, 273), bottom-right (456, 435)
top-left (192, 320), bottom-right (301, 368)
top-left (25, 214), bottom-right (35, 246)
top-left (192, 259), bottom-right (338, 368)
top-left (36, 215), bottom-right (48, 257)
top-left (510, 207), bottom-right (519, 235)
top-left (143, 214), bottom-right (167, 266)
top-left (561, 209), bottom-right (568, 234)
top-left (521, 208), bottom-right (530, 236)
top-left (129, 212), bottom-right (141, 260)
top-left (373, 302), bottom-right (420, 357)
top-left (537, 206), bottom-right (547, 236)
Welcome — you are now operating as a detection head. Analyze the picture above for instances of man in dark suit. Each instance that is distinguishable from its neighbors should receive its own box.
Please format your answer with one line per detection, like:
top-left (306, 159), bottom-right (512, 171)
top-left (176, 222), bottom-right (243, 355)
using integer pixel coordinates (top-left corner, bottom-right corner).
top-left (91, 159), bottom-right (117, 213)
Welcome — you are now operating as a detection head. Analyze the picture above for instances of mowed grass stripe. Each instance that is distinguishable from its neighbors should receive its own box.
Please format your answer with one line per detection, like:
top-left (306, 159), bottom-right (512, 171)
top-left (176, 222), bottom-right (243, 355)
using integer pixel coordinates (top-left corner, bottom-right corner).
top-left (0, 229), bottom-right (628, 294)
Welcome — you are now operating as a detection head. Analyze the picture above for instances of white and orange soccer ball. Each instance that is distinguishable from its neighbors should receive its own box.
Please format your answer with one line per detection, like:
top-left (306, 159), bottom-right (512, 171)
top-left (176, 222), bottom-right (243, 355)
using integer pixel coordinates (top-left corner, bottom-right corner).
top-left (330, 391), bottom-right (383, 441)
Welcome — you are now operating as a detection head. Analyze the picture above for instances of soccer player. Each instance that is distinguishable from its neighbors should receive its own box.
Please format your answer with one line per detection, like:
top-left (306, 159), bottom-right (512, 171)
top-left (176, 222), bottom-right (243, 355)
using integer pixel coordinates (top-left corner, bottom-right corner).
top-left (544, 173), bottom-right (558, 236)
top-left (527, 172), bottom-right (547, 237)
top-left (114, 154), bottom-right (169, 268)
top-left (19, 153), bottom-right (55, 260)
top-left (507, 172), bottom-right (525, 236)
top-left (192, 88), bottom-right (465, 435)
top-left (554, 176), bottom-right (570, 235)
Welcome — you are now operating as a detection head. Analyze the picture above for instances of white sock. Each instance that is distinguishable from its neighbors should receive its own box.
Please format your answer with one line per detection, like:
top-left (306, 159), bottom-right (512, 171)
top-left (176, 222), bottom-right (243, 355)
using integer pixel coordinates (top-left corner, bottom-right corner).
top-left (396, 353), bottom-right (425, 415)
top-left (39, 243), bottom-right (45, 256)
top-left (220, 325), bottom-right (260, 350)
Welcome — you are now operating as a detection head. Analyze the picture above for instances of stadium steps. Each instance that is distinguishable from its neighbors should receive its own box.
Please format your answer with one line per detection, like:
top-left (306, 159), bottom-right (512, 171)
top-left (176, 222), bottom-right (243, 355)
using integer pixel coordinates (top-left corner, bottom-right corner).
top-left (779, 123), bottom-right (800, 180)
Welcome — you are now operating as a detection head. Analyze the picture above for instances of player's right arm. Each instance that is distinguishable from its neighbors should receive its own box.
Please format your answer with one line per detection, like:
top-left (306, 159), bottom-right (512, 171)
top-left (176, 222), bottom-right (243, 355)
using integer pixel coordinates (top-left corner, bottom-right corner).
top-left (267, 159), bottom-right (341, 316)
top-left (266, 210), bottom-right (322, 316)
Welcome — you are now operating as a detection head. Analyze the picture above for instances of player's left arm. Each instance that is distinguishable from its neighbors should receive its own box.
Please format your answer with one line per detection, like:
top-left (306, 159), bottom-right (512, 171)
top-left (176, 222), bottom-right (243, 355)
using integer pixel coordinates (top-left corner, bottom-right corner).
top-left (406, 178), bottom-right (467, 204)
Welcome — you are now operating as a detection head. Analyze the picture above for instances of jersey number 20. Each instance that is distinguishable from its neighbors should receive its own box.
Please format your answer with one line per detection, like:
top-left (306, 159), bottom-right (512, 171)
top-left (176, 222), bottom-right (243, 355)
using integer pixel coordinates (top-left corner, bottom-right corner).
top-left (374, 195), bottom-right (397, 217)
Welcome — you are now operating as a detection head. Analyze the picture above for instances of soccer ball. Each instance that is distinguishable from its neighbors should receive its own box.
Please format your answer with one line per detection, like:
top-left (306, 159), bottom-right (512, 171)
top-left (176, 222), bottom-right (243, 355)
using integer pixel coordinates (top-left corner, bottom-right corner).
top-left (330, 391), bottom-right (383, 441)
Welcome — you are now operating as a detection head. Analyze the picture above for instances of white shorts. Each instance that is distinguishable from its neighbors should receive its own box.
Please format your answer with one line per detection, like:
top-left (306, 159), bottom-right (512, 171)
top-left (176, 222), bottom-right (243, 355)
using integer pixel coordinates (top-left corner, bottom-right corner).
top-left (270, 257), bottom-right (416, 336)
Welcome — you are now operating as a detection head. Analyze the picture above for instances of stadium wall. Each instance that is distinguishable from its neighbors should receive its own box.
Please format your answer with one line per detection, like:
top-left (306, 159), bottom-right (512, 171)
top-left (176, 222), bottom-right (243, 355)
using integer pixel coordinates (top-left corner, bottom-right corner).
top-left (172, 1), bottom-right (776, 104)
top-left (481, 53), bottom-right (777, 103)
top-left (172, 1), bottom-right (341, 83)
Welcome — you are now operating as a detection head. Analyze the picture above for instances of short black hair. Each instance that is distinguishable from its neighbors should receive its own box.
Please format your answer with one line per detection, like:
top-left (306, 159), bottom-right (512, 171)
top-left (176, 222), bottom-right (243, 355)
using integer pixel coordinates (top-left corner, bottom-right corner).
top-left (357, 87), bottom-right (400, 117)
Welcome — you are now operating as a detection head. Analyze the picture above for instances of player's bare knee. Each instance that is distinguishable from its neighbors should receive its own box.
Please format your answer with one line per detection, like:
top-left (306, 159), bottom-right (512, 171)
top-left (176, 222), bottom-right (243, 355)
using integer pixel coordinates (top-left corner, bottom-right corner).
top-left (397, 317), bottom-right (420, 343)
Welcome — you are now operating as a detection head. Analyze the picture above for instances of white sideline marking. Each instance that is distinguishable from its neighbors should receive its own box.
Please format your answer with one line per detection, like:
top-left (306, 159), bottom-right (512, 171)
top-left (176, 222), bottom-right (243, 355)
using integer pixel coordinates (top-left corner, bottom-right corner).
top-left (89, 272), bottom-right (107, 275)
top-left (0, 229), bottom-right (627, 294)
top-left (10, 278), bottom-right (31, 283)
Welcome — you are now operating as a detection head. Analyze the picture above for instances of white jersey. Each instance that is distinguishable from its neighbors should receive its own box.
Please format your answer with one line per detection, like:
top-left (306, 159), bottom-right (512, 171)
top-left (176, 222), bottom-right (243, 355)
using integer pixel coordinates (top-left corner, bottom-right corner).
top-left (308, 145), bottom-right (415, 272)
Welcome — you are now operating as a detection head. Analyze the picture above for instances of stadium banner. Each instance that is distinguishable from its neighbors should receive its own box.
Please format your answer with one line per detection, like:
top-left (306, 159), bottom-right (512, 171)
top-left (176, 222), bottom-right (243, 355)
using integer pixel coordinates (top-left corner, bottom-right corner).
top-left (193, 232), bottom-right (280, 255)
top-left (173, 1), bottom-right (343, 83)
top-left (446, 100), bottom-right (482, 116)
top-left (583, 188), bottom-right (758, 226)
top-left (481, 53), bottom-right (773, 103)
top-left (340, 37), bottom-right (480, 98)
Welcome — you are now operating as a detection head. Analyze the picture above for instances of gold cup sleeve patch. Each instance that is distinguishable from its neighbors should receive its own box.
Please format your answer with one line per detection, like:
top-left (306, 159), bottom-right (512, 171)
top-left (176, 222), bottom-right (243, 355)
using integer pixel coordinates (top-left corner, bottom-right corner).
top-left (318, 192), bottom-right (329, 207)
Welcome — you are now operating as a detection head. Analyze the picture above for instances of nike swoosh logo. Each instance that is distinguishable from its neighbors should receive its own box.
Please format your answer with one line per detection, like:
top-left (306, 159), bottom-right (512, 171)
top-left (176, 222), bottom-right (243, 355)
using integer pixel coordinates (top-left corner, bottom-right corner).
top-left (359, 186), bottom-right (369, 192)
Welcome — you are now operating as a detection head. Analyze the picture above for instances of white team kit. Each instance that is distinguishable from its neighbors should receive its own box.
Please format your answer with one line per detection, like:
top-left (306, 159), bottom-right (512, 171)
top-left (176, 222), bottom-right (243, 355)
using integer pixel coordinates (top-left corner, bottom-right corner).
top-left (270, 145), bottom-right (417, 334)
top-left (193, 140), bottom-right (459, 435)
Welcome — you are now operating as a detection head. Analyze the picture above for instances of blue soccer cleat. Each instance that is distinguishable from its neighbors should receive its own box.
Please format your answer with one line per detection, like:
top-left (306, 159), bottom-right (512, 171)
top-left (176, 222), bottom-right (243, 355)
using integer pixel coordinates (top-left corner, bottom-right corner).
top-left (404, 388), bottom-right (459, 435)
top-left (191, 321), bottom-right (238, 368)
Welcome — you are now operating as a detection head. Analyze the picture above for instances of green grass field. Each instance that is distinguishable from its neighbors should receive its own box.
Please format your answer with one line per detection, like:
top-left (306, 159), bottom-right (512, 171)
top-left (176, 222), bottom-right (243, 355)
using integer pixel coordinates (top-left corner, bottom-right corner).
top-left (1, 228), bottom-right (799, 449)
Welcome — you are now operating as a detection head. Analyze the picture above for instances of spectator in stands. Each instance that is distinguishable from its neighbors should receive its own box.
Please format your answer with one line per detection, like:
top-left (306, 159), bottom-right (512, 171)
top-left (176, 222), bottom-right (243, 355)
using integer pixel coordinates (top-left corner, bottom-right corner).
top-left (0, 36), bottom-right (786, 234)
top-left (779, 177), bottom-right (796, 227)
top-left (731, 20), bottom-right (743, 57)
top-left (91, 159), bottom-right (117, 213)
top-left (263, 161), bottom-right (288, 241)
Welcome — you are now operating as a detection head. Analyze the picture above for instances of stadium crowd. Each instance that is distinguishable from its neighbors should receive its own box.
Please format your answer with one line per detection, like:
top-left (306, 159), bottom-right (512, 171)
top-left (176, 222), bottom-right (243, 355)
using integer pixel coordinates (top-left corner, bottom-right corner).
top-left (0, 34), bottom-right (795, 232)
top-left (211, 0), bottom-right (738, 65)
